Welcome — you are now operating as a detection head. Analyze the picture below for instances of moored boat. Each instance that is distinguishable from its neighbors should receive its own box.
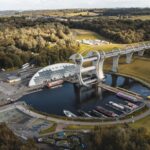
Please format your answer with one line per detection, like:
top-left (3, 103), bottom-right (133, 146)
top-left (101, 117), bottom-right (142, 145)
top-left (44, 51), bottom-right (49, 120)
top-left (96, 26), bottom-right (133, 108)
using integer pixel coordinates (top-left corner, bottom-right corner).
top-left (95, 106), bottom-right (118, 117)
top-left (63, 110), bottom-right (77, 118)
top-left (116, 92), bottom-right (138, 102)
top-left (46, 80), bottom-right (63, 88)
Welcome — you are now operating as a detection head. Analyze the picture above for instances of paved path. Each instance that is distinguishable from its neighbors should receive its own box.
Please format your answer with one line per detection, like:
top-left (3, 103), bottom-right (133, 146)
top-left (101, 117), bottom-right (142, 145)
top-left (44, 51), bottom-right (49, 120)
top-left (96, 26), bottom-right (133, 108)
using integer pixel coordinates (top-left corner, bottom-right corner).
top-left (99, 83), bottom-right (143, 100)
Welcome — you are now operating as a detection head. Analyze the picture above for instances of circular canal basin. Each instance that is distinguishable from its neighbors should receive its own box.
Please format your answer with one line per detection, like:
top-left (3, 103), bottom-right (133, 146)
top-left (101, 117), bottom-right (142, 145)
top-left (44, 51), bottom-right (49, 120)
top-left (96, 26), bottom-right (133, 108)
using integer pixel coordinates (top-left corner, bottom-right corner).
top-left (20, 74), bottom-right (150, 116)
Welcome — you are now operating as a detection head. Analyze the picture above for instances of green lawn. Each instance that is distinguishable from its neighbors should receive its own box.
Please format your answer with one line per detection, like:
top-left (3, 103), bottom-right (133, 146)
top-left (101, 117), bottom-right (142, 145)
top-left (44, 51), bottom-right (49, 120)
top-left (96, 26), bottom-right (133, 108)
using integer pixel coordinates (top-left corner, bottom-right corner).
top-left (100, 15), bottom-right (150, 20)
top-left (130, 115), bottom-right (150, 132)
top-left (129, 15), bottom-right (150, 20)
top-left (39, 123), bottom-right (57, 135)
top-left (104, 56), bottom-right (150, 84)
top-left (65, 124), bottom-right (95, 130)
top-left (118, 57), bottom-right (150, 84)
top-left (72, 28), bottom-right (126, 55)
top-left (78, 43), bottom-right (126, 55)
top-left (67, 11), bottom-right (98, 17)
top-left (72, 29), bottom-right (104, 40)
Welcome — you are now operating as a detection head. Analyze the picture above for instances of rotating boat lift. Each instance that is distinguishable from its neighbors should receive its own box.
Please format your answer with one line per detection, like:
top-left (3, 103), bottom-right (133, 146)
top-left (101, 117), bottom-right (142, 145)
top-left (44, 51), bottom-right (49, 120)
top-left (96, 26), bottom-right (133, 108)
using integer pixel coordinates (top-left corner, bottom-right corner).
top-left (70, 50), bottom-right (106, 87)
top-left (70, 43), bottom-right (150, 87)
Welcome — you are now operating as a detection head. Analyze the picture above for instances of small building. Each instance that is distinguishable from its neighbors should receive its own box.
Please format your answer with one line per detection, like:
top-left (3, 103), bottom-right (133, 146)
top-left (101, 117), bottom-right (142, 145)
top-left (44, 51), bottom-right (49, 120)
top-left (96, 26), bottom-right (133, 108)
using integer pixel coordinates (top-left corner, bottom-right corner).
top-left (6, 76), bottom-right (21, 83)
top-left (22, 63), bottom-right (29, 69)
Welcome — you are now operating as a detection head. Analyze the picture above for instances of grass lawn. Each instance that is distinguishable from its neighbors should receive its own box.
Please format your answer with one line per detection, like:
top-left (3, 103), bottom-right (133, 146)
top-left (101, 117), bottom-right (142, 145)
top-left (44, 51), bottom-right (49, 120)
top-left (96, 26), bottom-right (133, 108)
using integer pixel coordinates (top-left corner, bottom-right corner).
top-left (39, 123), bottom-right (57, 135)
top-left (118, 57), bottom-right (150, 84)
top-left (104, 57), bottom-right (150, 84)
top-left (72, 28), bottom-right (126, 54)
top-left (130, 115), bottom-right (150, 132)
top-left (78, 43), bottom-right (126, 55)
top-left (72, 29), bottom-right (104, 40)
top-left (65, 124), bottom-right (95, 130)
top-left (66, 114), bottom-right (150, 131)
top-left (67, 11), bottom-right (98, 17)
top-left (129, 15), bottom-right (150, 20)
top-left (100, 15), bottom-right (150, 20)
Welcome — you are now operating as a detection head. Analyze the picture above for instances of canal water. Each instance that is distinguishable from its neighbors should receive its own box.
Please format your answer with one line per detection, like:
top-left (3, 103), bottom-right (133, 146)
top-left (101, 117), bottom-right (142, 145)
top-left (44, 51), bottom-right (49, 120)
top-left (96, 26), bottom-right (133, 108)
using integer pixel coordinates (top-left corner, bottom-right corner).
top-left (20, 74), bottom-right (150, 116)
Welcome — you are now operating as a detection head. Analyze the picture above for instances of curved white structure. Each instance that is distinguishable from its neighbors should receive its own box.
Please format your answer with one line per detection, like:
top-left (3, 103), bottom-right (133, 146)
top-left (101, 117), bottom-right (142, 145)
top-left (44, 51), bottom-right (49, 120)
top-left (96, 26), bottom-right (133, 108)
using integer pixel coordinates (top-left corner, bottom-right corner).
top-left (29, 63), bottom-right (77, 87)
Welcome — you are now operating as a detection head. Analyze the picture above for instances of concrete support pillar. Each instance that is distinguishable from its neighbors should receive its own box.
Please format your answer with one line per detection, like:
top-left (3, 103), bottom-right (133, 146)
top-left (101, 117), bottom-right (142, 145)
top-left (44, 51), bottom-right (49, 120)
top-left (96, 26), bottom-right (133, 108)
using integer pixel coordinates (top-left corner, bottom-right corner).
top-left (91, 83), bottom-right (102, 99)
top-left (73, 84), bottom-right (81, 103)
top-left (98, 58), bottom-right (105, 81)
top-left (96, 86), bottom-right (102, 99)
top-left (78, 67), bottom-right (85, 86)
top-left (126, 52), bottom-right (134, 64)
top-left (111, 74), bottom-right (118, 87)
top-left (138, 50), bottom-right (145, 56)
top-left (122, 77), bottom-right (130, 87)
top-left (112, 55), bottom-right (120, 72)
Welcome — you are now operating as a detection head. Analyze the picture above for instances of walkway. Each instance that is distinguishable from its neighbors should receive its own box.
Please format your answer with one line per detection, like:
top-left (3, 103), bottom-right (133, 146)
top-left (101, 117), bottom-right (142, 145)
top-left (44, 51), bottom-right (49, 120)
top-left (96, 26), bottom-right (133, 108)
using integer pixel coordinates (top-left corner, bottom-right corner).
top-left (98, 83), bottom-right (143, 100)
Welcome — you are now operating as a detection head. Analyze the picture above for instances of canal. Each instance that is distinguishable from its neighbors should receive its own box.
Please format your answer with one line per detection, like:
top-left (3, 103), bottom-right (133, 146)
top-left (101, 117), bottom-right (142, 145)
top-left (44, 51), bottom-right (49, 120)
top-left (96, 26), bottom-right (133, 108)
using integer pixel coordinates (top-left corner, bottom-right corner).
top-left (20, 74), bottom-right (150, 116)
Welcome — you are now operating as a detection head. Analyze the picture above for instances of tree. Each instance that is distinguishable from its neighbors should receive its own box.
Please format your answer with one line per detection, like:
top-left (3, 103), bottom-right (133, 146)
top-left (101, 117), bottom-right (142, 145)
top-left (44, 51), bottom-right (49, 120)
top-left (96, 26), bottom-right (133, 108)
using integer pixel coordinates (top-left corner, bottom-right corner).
top-left (0, 123), bottom-right (38, 150)
top-left (88, 126), bottom-right (150, 150)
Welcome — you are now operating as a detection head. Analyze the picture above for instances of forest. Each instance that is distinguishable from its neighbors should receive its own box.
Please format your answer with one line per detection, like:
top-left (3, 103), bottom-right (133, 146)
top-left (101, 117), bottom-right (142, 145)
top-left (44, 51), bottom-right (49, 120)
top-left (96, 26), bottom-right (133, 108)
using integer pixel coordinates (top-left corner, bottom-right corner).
top-left (87, 126), bottom-right (150, 150)
top-left (0, 18), bottom-right (79, 69)
top-left (65, 18), bottom-right (150, 44)
top-left (102, 8), bottom-right (150, 16)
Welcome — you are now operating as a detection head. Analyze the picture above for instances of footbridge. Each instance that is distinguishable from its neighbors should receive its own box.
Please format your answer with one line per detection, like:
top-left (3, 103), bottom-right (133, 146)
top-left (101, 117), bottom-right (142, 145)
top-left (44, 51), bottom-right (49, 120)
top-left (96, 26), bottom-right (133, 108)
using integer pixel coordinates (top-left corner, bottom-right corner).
top-left (29, 42), bottom-right (150, 87)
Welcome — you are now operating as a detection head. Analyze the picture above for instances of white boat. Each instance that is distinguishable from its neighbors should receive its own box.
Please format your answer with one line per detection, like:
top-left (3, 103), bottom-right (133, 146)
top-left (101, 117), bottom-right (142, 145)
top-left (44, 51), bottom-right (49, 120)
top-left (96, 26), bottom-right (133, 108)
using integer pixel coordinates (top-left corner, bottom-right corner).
top-left (63, 110), bottom-right (77, 118)
top-left (46, 80), bottom-right (63, 88)
top-left (109, 101), bottom-right (124, 110)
